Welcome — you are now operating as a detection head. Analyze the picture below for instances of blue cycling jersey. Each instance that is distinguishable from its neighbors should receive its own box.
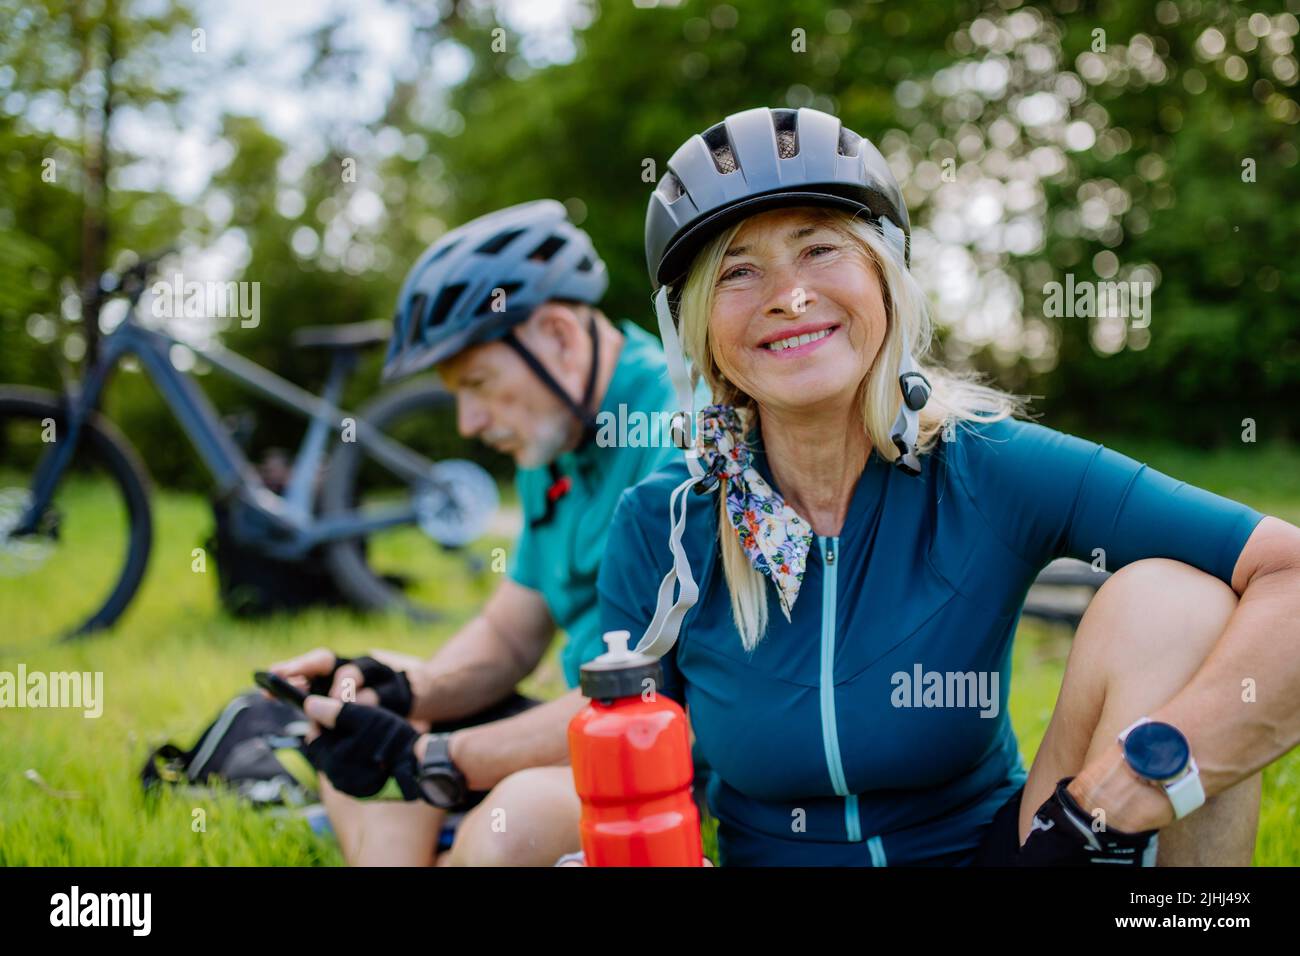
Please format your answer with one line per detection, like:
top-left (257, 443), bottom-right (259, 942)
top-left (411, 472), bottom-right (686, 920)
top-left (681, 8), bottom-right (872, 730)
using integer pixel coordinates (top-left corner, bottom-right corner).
top-left (597, 416), bottom-right (1265, 866)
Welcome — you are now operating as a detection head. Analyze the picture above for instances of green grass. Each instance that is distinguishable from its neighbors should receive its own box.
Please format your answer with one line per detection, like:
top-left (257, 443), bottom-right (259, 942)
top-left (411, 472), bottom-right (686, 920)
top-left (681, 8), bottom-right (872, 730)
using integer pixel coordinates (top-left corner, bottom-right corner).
top-left (0, 484), bottom-right (541, 866)
top-left (1, 439), bottom-right (1298, 865)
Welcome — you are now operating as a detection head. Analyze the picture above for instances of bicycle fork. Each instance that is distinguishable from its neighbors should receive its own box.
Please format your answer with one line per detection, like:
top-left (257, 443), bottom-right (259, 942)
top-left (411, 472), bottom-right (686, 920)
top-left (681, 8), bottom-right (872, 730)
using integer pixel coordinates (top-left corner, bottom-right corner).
top-left (14, 359), bottom-right (113, 537)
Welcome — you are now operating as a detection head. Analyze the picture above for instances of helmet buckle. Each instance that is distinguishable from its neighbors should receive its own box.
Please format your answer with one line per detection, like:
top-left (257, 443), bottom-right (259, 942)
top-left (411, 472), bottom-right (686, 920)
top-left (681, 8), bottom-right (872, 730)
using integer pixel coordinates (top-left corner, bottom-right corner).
top-left (900, 370), bottom-right (931, 411)
top-left (692, 455), bottom-right (726, 495)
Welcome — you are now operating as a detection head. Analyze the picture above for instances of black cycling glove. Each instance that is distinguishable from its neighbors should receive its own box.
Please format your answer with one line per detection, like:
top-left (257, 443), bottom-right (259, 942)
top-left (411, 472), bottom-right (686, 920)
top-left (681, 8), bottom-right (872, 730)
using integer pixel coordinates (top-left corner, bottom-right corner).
top-left (308, 654), bottom-right (414, 716)
top-left (1017, 776), bottom-right (1159, 866)
top-left (304, 702), bottom-right (421, 800)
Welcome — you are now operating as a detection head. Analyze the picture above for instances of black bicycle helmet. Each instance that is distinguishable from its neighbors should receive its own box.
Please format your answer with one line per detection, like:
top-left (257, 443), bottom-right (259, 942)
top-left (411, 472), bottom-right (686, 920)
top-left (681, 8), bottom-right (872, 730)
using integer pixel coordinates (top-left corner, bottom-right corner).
top-left (645, 106), bottom-right (911, 292)
top-left (384, 199), bottom-right (608, 382)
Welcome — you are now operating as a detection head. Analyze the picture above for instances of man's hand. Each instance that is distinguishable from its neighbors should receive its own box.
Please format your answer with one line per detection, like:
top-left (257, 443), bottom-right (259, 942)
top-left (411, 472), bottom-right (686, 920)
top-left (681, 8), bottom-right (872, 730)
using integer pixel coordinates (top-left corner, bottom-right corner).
top-left (269, 647), bottom-right (340, 696)
top-left (302, 696), bottom-right (421, 800)
top-left (270, 648), bottom-right (413, 716)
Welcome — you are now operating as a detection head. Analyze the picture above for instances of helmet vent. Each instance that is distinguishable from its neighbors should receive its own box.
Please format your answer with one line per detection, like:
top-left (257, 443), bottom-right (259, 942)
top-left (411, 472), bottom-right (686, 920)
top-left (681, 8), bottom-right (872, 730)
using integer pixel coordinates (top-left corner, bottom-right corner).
top-left (576, 255), bottom-right (594, 272)
top-left (837, 128), bottom-right (861, 157)
top-left (772, 109), bottom-right (799, 158)
top-left (427, 282), bottom-right (467, 330)
top-left (712, 146), bottom-right (738, 174)
top-left (475, 228), bottom-right (526, 255)
top-left (429, 239), bottom-right (459, 263)
top-left (474, 281), bottom-right (522, 316)
top-left (703, 125), bottom-right (739, 174)
top-left (404, 295), bottom-right (427, 347)
top-left (657, 172), bottom-right (684, 202)
top-left (528, 235), bottom-right (567, 262)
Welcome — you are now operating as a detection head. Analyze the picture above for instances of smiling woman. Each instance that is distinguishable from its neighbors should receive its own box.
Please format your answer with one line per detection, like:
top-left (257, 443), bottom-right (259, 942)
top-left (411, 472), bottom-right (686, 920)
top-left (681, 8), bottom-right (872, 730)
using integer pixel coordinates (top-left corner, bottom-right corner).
top-left (598, 106), bottom-right (1300, 869)
top-left (676, 204), bottom-right (1028, 648)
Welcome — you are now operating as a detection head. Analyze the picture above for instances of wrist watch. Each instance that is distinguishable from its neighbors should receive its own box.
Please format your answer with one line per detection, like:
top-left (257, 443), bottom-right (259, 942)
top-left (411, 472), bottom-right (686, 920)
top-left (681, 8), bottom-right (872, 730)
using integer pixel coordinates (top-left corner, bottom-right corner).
top-left (1117, 717), bottom-right (1205, 820)
top-left (415, 732), bottom-right (469, 809)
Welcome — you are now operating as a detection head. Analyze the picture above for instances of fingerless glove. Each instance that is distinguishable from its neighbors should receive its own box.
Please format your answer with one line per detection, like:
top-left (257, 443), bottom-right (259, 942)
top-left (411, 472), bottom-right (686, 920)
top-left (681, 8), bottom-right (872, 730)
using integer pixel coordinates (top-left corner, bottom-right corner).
top-left (304, 702), bottom-right (420, 800)
top-left (308, 655), bottom-right (414, 716)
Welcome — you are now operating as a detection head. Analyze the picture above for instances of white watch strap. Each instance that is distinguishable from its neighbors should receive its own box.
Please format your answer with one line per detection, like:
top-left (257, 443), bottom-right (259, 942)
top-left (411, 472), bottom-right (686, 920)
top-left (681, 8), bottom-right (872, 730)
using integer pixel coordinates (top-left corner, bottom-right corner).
top-left (1116, 715), bottom-right (1152, 744)
top-left (1164, 758), bottom-right (1206, 819)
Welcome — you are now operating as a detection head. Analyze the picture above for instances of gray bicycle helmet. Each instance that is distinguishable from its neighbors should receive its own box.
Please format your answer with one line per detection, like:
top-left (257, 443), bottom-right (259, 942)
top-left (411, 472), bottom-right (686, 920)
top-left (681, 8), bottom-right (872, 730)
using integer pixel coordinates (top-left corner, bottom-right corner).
top-left (646, 106), bottom-right (911, 291)
top-left (642, 106), bottom-right (930, 479)
top-left (630, 108), bottom-right (931, 665)
top-left (383, 199), bottom-right (608, 383)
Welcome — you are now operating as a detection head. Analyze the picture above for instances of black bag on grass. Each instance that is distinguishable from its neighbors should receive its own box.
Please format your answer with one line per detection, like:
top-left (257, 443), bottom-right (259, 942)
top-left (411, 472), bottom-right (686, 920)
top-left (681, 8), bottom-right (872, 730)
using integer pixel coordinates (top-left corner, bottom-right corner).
top-left (140, 690), bottom-right (318, 807)
top-left (205, 496), bottom-right (352, 618)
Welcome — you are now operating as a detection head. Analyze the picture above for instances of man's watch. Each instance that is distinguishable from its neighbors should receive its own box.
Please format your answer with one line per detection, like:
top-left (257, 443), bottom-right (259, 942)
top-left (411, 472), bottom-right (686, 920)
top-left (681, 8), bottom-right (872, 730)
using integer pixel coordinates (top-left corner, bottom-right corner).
top-left (1117, 717), bottom-right (1205, 820)
top-left (415, 732), bottom-right (469, 809)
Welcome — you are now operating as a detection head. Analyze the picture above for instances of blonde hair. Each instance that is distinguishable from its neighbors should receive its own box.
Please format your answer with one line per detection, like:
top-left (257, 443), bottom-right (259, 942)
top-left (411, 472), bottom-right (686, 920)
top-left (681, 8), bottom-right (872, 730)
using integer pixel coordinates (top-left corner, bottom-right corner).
top-left (676, 207), bottom-right (1032, 650)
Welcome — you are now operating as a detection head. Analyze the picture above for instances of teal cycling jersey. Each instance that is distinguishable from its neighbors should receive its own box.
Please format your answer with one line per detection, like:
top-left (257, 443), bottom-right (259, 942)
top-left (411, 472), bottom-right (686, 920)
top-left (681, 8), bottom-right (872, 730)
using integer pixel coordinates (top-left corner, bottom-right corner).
top-left (597, 416), bottom-right (1266, 866)
top-left (509, 321), bottom-right (683, 689)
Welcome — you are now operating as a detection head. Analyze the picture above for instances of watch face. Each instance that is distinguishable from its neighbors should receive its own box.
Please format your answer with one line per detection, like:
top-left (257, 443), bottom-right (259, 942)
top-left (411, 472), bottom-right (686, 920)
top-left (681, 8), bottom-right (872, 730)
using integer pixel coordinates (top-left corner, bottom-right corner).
top-left (419, 773), bottom-right (459, 808)
top-left (1124, 721), bottom-right (1189, 781)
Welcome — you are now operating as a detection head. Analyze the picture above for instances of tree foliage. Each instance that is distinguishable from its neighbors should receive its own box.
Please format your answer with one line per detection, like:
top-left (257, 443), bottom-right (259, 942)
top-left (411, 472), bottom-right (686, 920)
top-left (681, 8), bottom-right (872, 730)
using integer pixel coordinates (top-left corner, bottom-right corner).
top-left (3, 0), bottom-right (1296, 490)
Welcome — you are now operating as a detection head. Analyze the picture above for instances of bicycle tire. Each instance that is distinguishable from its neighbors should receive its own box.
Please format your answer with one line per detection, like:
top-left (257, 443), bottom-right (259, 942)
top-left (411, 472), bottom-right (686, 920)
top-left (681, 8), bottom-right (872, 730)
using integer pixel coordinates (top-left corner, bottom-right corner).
top-left (319, 377), bottom-right (459, 619)
top-left (0, 385), bottom-right (154, 638)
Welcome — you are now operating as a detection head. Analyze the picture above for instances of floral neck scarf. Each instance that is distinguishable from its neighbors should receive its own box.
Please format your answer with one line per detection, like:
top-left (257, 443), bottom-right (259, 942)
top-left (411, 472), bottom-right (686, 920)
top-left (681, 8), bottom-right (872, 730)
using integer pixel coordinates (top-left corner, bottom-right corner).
top-left (696, 404), bottom-right (813, 620)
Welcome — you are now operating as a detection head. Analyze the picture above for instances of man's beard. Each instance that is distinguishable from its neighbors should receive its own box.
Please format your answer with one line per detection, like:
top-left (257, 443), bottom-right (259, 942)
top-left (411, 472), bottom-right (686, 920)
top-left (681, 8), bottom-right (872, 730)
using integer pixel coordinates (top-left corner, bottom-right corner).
top-left (513, 412), bottom-right (573, 469)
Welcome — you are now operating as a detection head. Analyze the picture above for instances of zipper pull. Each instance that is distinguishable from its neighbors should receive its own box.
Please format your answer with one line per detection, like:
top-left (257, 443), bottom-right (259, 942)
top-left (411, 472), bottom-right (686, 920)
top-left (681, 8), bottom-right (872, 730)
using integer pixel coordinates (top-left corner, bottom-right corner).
top-left (825, 539), bottom-right (836, 565)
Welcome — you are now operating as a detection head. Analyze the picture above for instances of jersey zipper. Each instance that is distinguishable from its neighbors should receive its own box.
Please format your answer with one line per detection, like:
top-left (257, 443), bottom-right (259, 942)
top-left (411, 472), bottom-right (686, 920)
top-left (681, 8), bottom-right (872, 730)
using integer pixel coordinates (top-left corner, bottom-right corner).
top-left (817, 535), bottom-right (861, 843)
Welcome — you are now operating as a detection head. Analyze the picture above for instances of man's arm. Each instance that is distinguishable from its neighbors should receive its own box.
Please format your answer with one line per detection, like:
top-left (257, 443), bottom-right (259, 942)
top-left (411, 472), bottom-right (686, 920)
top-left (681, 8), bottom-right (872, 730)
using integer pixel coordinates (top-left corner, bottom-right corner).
top-left (301, 686), bottom-right (590, 801)
top-left (406, 578), bottom-right (557, 724)
top-left (416, 688), bottom-right (588, 791)
top-left (270, 578), bottom-right (556, 720)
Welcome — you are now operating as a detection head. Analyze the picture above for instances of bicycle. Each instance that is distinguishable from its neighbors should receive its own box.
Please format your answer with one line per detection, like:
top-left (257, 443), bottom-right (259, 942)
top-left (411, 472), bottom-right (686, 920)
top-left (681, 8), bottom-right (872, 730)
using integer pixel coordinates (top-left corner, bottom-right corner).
top-left (0, 251), bottom-right (499, 639)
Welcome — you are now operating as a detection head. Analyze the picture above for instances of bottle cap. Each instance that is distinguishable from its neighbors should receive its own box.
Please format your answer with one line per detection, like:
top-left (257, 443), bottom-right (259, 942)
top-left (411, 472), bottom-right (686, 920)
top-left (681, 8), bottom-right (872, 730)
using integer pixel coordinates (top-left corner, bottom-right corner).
top-left (579, 630), bottom-right (663, 700)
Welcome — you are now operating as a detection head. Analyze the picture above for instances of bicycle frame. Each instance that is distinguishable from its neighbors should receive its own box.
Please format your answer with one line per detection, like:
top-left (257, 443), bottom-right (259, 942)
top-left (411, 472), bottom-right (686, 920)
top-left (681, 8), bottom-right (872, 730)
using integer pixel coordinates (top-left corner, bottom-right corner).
top-left (20, 312), bottom-right (442, 561)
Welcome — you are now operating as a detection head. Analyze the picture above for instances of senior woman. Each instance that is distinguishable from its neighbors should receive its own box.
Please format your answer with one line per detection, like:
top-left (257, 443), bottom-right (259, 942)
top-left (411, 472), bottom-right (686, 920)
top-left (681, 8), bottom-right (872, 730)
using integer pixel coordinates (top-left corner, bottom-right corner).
top-left (597, 106), bottom-right (1300, 866)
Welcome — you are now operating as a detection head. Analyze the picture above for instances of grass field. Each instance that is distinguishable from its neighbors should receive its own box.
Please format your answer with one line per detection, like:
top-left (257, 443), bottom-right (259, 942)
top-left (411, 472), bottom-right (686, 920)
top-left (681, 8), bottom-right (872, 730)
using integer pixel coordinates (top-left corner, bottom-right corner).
top-left (1, 436), bottom-right (1298, 866)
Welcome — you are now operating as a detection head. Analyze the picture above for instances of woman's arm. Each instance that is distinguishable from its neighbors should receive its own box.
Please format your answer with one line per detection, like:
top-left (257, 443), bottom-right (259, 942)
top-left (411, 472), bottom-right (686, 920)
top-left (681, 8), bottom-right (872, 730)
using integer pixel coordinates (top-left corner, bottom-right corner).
top-left (951, 418), bottom-right (1300, 831)
top-left (1071, 515), bottom-right (1300, 832)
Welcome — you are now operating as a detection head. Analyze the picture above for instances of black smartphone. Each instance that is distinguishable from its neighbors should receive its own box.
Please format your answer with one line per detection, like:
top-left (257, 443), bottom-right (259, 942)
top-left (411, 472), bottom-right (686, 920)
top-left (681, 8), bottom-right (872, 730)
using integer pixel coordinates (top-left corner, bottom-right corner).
top-left (254, 671), bottom-right (308, 709)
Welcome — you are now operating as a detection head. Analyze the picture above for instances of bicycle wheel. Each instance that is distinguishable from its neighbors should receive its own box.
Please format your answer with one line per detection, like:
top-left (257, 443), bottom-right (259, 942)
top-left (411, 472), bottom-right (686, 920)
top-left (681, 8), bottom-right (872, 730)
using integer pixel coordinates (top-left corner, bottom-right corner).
top-left (0, 386), bottom-right (153, 643)
top-left (320, 377), bottom-right (500, 620)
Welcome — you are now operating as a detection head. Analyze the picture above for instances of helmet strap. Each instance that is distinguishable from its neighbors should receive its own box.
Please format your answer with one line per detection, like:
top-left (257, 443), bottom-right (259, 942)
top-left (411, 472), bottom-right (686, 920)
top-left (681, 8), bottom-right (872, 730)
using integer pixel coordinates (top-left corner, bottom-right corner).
top-left (879, 217), bottom-right (910, 268)
top-left (653, 285), bottom-right (705, 480)
top-left (889, 348), bottom-right (931, 475)
top-left (631, 284), bottom-right (709, 662)
top-left (633, 468), bottom-right (702, 660)
top-left (501, 310), bottom-right (602, 447)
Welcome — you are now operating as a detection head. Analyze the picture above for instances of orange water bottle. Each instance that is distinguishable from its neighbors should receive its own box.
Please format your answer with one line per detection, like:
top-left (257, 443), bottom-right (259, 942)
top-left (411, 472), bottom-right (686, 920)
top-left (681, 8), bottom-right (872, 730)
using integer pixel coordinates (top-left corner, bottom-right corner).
top-left (568, 630), bottom-right (702, 866)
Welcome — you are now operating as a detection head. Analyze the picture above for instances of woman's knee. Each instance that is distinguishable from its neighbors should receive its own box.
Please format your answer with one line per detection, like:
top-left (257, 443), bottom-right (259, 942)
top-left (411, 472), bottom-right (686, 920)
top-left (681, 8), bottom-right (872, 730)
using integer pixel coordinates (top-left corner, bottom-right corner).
top-left (1079, 557), bottom-right (1238, 685)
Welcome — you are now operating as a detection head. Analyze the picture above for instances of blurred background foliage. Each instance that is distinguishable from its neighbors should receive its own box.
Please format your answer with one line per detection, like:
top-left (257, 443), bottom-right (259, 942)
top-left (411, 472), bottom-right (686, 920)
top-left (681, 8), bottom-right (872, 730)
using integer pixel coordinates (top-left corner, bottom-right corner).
top-left (1, 0), bottom-right (1296, 489)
